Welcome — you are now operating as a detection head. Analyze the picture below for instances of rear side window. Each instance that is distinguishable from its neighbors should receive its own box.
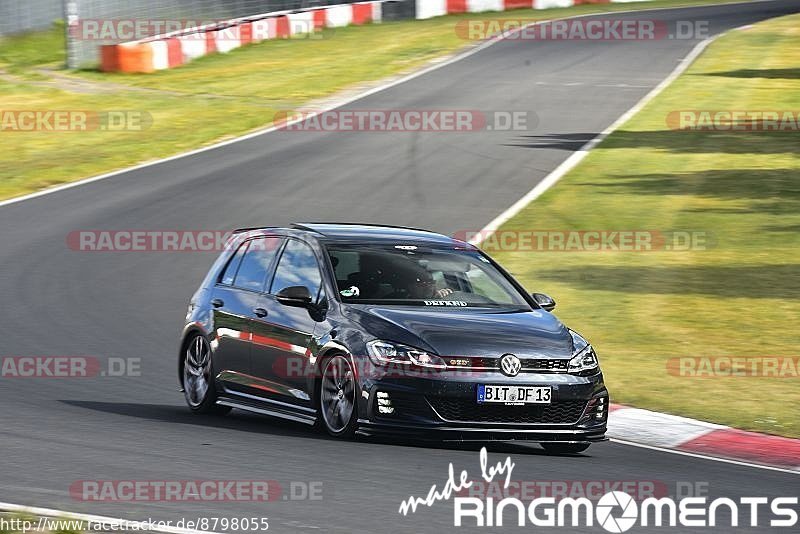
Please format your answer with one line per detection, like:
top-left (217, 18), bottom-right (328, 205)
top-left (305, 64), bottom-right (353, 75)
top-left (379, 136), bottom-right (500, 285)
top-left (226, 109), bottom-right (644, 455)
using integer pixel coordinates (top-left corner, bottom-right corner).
top-left (219, 242), bottom-right (248, 286)
top-left (232, 237), bottom-right (283, 292)
top-left (270, 240), bottom-right (322, 299)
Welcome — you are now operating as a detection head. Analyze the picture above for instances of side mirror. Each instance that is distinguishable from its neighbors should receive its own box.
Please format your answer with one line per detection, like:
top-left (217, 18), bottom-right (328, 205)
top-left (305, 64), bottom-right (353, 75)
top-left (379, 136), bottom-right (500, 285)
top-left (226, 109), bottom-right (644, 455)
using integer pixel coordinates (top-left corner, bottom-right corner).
top-left (532, 293), bottom-right (556, 312)
top-left (276, 286), bottom-right (313, 308)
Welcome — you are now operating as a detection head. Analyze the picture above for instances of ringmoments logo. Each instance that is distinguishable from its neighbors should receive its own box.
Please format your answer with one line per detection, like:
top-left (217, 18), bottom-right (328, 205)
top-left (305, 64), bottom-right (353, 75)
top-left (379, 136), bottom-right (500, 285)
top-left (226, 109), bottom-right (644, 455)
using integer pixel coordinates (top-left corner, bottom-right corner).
top-left (398, 448), bottom-right (799, 530)
top-left (451, 492), bottom-right (799, 529)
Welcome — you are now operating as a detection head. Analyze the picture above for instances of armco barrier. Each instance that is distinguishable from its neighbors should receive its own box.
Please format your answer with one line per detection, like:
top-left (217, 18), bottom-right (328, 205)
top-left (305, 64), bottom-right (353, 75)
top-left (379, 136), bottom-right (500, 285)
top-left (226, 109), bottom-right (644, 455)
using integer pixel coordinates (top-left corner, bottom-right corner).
top-left (100, 0), bottom-right (649, 73)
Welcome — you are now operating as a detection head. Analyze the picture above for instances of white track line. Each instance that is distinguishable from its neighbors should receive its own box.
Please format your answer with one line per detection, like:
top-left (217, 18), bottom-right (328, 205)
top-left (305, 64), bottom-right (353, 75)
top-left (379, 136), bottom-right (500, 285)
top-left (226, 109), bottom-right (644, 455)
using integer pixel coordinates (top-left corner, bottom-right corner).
top-left (0, 0), bottom-right (778, 210)
top-left (609, 439), bottom-right (800, 475)
top-left (0, 502), bottom-right (224, 534)
top-left (469, 35), bottom-right (715, 244)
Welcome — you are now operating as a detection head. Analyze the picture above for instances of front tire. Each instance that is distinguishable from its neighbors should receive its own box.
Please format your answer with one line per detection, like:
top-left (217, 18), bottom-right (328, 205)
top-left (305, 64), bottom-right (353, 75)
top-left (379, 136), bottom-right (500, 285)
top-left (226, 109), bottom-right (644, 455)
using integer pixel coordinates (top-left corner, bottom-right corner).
top-left (541, 443), bottom-right (590, 455)
top-left (182, 333), bottom-right (230, 415)
top-left (317, 354), bottom-right (358, 438)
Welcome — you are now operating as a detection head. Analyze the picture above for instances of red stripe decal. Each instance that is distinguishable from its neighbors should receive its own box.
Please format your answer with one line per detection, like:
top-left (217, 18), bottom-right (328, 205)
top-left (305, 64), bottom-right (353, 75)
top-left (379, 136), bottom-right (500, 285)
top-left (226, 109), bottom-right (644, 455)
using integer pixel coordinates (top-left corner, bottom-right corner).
top-left (251, 333), bottom-right (295, 352)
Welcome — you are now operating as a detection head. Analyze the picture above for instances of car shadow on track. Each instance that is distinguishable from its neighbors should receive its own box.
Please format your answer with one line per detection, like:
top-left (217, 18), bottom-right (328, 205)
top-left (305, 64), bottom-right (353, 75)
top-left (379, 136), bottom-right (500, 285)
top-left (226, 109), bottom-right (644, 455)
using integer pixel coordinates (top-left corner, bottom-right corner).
top-left (59, 400), bottom-right (592, 457)
top-left (59, 400), bottom-right (326, 440)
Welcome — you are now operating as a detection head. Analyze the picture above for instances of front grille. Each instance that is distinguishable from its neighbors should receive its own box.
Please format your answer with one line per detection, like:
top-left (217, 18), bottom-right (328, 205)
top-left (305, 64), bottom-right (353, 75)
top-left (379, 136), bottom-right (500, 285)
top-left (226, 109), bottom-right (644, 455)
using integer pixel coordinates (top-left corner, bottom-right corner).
top-left (455, 358), bottom-right (570, 372)
top-left (523, 359), bottom-right (569, 371)
top-left (427, 397), bottom-right (587, 424)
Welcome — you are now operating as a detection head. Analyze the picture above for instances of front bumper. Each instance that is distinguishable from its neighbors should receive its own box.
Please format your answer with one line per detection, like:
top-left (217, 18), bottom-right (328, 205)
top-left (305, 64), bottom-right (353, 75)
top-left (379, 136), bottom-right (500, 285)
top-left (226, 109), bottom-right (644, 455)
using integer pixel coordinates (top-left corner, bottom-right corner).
top-left (356, 369), bottom-right (609, 443)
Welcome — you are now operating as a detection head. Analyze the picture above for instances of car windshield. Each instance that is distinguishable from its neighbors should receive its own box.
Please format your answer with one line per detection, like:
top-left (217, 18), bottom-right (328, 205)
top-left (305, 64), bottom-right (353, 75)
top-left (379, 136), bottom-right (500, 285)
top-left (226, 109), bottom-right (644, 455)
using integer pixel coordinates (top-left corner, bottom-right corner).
top-left (326, 245), bottom-right (530, 308)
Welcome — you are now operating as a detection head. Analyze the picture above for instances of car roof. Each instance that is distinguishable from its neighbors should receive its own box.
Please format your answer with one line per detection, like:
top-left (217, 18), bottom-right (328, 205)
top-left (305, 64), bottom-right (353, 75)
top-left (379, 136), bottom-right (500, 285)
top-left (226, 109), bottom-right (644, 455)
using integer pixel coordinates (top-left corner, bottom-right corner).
top-left (296, 223), bottom-right (471, 247)
top-left (235, 223), bottom-right (472, 247)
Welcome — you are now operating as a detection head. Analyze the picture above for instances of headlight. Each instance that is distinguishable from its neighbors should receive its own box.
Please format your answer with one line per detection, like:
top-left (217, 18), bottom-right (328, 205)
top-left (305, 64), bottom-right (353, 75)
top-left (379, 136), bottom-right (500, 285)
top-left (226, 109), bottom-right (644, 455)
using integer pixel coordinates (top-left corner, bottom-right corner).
top-left (568, 330), bottom-right (599, 375)
top-left (367, 340), bottom-right (447, 369)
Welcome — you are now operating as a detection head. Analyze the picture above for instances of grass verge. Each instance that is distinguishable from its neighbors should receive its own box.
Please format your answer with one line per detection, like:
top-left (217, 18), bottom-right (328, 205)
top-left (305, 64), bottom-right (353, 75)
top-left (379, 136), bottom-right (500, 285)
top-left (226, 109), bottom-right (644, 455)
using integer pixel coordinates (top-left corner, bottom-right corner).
top-left (0, 0), bottom-right (752, 200)
top-left (491, 14), bottom-right (800, 437)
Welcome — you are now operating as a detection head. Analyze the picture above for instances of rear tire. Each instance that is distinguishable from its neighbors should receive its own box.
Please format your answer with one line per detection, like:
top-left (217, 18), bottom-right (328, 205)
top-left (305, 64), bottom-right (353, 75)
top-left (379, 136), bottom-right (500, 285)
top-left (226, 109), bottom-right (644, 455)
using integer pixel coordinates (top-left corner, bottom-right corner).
top-left (182, 333), bottom-right (231, 415)
top-left (541, 443), bottom-right (590, 455)
top-left (317, 354), bottom-right (359, 438)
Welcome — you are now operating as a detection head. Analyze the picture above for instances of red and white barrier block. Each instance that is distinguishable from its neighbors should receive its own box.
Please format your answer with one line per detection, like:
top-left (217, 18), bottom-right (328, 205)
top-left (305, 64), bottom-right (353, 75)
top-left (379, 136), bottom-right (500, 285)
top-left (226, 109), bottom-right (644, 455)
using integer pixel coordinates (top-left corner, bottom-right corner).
top-left (101, 1), bottom-right (384, 73)
top-left (608, 404), bottom-right (800, 470)
top-left (101, 0), bottom-right (653, 72)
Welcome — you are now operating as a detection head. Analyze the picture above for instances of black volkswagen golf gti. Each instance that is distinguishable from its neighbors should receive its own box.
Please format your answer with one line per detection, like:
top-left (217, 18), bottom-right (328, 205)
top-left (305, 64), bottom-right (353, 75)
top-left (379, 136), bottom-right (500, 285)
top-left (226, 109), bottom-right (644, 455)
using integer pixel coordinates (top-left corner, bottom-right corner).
top-left (180, 223), bottom-right (608, 453)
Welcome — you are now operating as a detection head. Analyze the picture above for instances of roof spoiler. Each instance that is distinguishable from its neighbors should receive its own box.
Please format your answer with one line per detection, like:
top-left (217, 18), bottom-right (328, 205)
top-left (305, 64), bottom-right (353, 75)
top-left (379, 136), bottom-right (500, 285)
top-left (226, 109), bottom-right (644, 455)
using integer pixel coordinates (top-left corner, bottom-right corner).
top-left (291, 222), bottom-right (433, 233)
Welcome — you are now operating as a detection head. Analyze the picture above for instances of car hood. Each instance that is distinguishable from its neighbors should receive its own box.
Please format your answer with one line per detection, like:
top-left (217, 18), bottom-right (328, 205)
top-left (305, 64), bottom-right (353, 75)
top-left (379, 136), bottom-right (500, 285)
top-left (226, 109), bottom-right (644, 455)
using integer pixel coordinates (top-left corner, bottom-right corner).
top-left (345, 305), bottom-right (576, 359)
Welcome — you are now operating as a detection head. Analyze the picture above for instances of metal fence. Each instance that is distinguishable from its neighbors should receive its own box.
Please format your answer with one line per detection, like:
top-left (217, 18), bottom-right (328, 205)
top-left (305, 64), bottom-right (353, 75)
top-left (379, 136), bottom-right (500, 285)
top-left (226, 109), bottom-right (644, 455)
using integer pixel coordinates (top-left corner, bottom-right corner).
top-left (0, 0), bottom-right (64, 36)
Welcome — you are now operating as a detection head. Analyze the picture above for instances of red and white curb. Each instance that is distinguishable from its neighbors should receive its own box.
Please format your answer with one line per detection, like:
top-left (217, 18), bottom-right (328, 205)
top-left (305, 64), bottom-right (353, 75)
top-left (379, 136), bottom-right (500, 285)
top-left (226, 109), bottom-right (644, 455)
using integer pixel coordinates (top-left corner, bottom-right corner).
top-left (608, 404), bottom-right (800, 471)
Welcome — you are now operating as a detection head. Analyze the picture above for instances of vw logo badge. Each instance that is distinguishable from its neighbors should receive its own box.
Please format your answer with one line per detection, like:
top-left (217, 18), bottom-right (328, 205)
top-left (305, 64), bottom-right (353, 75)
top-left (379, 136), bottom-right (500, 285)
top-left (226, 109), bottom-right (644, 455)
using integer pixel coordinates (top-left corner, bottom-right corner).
top-left (499, 354), bottom-right (522, 377)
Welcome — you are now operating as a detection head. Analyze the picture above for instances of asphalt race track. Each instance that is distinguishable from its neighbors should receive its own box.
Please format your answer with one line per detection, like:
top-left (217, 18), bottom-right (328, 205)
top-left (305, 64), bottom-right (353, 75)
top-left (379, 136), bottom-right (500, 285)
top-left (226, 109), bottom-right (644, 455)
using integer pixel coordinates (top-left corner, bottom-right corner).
top-left (1, 2), bottom-right (799, 532)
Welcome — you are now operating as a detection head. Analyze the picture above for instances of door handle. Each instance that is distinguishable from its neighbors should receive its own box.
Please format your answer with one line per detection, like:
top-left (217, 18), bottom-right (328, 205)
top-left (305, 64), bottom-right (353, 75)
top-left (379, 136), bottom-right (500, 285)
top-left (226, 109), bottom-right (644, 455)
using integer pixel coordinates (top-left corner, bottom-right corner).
top-left (211, 298), bottom-right (224, 308)
top-left (253, 307), bottom-right (269, 318)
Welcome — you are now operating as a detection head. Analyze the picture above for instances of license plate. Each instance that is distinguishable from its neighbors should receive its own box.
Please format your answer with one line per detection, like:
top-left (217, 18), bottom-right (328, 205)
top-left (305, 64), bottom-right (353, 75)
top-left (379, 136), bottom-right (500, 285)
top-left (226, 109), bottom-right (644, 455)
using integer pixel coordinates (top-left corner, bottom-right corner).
top-left (477, 385), bottom-right (551, 405)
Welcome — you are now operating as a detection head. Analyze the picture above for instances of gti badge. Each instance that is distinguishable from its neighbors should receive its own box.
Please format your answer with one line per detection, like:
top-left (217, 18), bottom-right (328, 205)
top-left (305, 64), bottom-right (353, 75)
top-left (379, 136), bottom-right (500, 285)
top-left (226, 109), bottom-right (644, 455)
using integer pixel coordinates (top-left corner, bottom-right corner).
top-left (499, 354), bottom-right (522, 377)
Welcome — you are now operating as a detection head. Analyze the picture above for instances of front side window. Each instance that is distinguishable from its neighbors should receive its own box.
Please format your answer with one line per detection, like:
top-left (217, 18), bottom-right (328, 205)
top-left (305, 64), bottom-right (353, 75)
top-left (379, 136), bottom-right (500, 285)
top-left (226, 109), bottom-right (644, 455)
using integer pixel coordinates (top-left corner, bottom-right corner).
top-left (232, 237), bottom-right (283, 292)
top-left (270, 240), bottom-right (323, 299)
top-left (327, 245), bottom-right (529, 308)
